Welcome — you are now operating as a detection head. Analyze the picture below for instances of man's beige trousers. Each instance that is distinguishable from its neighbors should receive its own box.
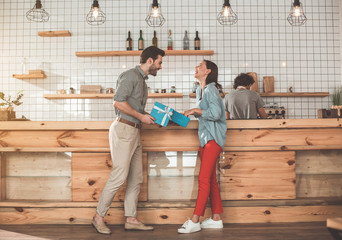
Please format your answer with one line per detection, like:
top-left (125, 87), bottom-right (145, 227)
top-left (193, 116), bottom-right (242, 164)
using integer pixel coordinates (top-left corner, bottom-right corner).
top-left (96, 120), bottom-right (143, 217)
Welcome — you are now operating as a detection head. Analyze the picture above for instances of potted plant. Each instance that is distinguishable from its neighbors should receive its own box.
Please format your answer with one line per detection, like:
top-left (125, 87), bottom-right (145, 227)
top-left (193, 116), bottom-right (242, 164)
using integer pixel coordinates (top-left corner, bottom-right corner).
top-left (331, 87), bottom-right (342, 117)
top-left (0, 90), bottom-right (24, 121)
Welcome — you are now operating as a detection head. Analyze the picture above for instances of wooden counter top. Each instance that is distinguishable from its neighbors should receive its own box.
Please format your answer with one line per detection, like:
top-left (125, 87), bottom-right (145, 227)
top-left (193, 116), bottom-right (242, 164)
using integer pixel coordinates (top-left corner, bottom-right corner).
top-left (0, 119), bottom-right (341, 152)
top-left (0, 118), bottom-right (341, 130)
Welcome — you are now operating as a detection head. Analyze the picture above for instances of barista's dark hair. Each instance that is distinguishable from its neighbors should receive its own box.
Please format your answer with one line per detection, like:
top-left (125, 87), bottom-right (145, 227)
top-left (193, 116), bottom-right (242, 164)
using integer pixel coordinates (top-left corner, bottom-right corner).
top-left (140, 46), bottom-right (165, 63)
top-left (233, 73), bottom-right (255, 89)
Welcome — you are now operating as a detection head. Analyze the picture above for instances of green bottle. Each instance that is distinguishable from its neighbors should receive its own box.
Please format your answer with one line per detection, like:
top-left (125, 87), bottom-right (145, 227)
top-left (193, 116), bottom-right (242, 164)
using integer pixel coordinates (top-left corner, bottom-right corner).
top-left (138, 30), bottom-right (144, 50)
top-left (152, 31), bottom-right (158, 47)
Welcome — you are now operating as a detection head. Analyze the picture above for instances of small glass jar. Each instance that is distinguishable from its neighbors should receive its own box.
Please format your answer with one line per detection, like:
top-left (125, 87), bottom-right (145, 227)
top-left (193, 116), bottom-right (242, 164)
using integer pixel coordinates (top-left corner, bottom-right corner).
top-left (161, 89), bottom-right (166, 93)
top-left (170, 86), bottom-right (176, 93)
top-left (192, 81), bottom-right (199, 93)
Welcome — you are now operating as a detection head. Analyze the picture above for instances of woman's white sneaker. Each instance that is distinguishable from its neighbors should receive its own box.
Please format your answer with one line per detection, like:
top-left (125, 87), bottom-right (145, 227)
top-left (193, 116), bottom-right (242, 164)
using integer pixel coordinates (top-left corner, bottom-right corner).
top-left (200, 218), bottom-right (223, 229)
top-left (178, 219), bottom-right (201, 234)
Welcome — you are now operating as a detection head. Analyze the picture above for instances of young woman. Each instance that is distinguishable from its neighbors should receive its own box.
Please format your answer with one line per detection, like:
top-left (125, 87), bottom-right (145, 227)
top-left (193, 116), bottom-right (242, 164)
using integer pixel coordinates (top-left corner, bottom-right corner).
top-left (178, 60), bottom-right (227, 234)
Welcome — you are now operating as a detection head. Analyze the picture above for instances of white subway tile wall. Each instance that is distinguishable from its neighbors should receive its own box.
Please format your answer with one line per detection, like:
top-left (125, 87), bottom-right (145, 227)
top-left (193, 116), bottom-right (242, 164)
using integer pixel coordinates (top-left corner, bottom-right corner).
top-left (0, 0), bottom-right (340, 120)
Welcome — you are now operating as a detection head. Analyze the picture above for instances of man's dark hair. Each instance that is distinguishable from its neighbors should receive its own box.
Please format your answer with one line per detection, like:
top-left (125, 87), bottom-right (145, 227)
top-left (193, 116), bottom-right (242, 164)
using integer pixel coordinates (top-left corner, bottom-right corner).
top-left (233, 73), bottom-right (255, 89)
top-left (140, 46), bottom-right (165, 63)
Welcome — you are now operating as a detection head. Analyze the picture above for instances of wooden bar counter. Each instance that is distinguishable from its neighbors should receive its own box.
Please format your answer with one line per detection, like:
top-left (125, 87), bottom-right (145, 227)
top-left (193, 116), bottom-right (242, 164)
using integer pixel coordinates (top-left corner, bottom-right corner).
top-left (0, 119), bottom-right (341, 224)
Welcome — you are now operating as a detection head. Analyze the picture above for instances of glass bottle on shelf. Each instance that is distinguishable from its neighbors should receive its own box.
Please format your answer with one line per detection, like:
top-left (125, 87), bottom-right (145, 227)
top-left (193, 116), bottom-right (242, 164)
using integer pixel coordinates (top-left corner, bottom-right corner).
top-left (170, 86), bottom-right (176, 93)
top-left (183, 30), bottom-right (189, 50)
top-left (192, 81), bottom-right (199, 93)
top-left (167, 29), bottom-right (173, 50)
top-left (194, 31), bottom-right (200, 50)
top-left (138, 30), bottom-right (144, 50)
top-left (21, 57), bottom-right (28, 74)
top-left (152, 30), bottom-right (158, 47)
top-left (126, 31), bottom-right (132, 51)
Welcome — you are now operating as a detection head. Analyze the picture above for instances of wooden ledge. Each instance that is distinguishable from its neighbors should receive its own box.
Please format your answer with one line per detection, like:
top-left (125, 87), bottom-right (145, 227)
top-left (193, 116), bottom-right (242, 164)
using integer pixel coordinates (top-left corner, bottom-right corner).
top-left (76, 50), bottom-right (214, 57)
top-left (190, 92), bottom-right (330, 98)
top-left (13, 73), bottom-right (46, 79)
top-left (38, 30), bottom-right (71, 37)
top-left (43, 93), bottom-right (183, 99)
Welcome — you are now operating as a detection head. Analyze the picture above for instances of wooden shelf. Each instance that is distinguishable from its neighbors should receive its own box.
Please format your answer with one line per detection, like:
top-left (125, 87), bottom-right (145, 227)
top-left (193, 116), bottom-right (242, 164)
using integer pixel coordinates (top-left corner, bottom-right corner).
top-left (43, 93), bottom-right (183, 99)
top-left (259, 92), bottom-right (330, 97)
top-left (148, 93), bottom-right (183, 98)
top-left (38, 30), bottom-right (71, 37)
top-left (13, 70), bottom-right (46, 79)
top-left (189, 92), bottom-right (330, 98)
top-left (75, 50), bottom-right (214, 57)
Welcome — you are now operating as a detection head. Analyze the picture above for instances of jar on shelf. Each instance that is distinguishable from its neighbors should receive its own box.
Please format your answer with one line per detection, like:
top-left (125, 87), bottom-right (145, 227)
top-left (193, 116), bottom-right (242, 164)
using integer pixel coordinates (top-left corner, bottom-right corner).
top-left (170, 86), bottom-right (176, 93)
top-left (161, 89), bottom-right (166, 93)
top-left (192, 81), bottom-right (199, 93)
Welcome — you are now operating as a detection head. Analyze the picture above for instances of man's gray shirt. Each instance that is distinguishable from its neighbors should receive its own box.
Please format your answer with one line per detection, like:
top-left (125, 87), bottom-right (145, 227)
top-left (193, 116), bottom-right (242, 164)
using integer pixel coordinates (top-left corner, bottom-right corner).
top-left (224, 89), bottom-right (264, 119)
top-left (113, 66), bottom-right (148, 124)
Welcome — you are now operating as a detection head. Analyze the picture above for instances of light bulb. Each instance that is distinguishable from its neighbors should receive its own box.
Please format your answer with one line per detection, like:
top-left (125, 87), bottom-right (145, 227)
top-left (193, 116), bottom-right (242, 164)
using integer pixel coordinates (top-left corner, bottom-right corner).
top-left (92, 7), bottom-right (99, 18)
top-left (223, 6), bottom-right (229, 17)
top-left (153, 7), bottom-right (159, 17)
top-left (294, 6), bottom-right (301, 17)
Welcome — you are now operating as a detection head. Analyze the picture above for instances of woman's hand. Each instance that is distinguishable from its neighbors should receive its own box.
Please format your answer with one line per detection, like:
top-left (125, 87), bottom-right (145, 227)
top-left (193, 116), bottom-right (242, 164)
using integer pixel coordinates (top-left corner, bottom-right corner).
top-left (182, 108), bottom-right (202, 117)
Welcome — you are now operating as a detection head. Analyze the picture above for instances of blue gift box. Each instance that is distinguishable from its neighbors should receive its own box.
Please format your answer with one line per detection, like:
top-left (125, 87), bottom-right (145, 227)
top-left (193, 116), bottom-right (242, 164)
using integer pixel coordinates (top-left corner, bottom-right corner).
top-left (150, 102), bottom-right (190, 128)
top-left (170, 109), bottom-right (190, 128)
top-left (150, 102), bottom-right (174, 127)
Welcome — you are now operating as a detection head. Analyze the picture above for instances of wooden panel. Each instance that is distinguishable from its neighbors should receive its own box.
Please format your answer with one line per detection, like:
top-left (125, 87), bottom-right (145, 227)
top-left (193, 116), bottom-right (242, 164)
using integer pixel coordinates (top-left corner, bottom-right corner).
top-left (1, 119), bottom-right (342, 131)
top-left (0, 153), bottom-right (6, 200)
top-left (1, 197), bottom-right (341, 208)
top-left (225, 129), bottom-right (342, 147)
top-left (3, 152), bottom-right (71, 201)
top-left (220, 151), bottom-right (296, 200)
top-left (141, 129), bottom-right (199, 148)
top-left (224, 119), bottom-right (342, 129)
top-left (296, 174), bottom-right (342, 198)
top-left (0, 205), bottom-right (341, 224)
top-left (148, 176), bottom-right (198, 200)
top-left (1, 128), bottom-right (342, 152)
top-left (263, 76), bottom-right (274, 93)
top-left (72, 153), bottom-right (147, 201)
top-left (0, 121), bottom-right (113, 130)
top-left (0, 131), bottom-right (109, 148)
top-left (5, 152), bottom-right (71, 176)
top-left (6, 177), bottom-right (71, 200)
top-left (327, 218), bottom-right (342, 231)
top-left (75, 50), bottom-right (214, 57)
top-left (38, 30), bottom-right (71, 37)
top-left (296, 150), bottom-right (342, 174)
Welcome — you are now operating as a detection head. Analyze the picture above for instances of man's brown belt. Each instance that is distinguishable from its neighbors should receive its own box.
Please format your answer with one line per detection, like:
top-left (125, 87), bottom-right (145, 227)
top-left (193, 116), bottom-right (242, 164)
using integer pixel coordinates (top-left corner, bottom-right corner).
top-left (116, 117), bottom-right (141, 129)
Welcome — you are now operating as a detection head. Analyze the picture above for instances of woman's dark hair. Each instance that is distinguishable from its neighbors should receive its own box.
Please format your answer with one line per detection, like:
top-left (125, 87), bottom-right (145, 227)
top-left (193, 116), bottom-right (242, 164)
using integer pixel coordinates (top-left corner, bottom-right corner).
top-left (203, 60), bottom-right (222, 91)
top-left (140, 46), bottom-right (165, 63)
top-left (233, 73), bottom-right (255, 89)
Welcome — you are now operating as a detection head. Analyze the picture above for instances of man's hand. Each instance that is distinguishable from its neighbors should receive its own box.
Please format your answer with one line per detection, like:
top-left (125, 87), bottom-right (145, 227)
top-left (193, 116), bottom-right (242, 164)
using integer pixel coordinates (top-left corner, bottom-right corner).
top-left (140, 114), bottom-right (155, 125)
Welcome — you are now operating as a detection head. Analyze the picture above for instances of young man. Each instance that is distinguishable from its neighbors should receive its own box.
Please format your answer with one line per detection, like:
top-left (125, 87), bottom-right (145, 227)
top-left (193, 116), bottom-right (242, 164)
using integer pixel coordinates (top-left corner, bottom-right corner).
top-left (92, 46), bottom-right (165, 234)
top-left (224, 73), bottom-right (267, 119)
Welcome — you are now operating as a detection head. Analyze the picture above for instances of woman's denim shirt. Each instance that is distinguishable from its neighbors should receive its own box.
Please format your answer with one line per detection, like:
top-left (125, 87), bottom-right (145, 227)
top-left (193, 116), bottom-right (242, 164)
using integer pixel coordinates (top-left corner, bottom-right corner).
top-left (196, 82), bottom-right (227, 149)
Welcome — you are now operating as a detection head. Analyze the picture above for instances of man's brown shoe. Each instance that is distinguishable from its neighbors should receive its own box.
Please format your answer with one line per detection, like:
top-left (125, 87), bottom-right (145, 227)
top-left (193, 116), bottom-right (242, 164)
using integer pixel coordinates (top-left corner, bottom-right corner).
top-left (125, 222), bottom-right (154, 231)
top-left (92, 219), bottom-right (111, 234)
